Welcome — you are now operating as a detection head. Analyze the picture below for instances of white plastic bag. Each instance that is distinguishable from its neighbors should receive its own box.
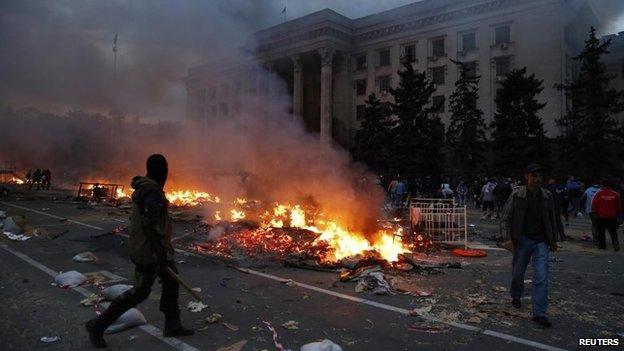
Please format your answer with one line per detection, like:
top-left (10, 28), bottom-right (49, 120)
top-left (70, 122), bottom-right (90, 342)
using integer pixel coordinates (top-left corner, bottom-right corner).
top-left (54, 271), bottom-right (87, 287)
top-left (300, 339), bottom-right (343, 351)
top-left (72, 251), bottom-right (99, 262)
top-left (104, 308), bottom-right (147, 334)
top-left (102, 284), bottom-right (133, 300)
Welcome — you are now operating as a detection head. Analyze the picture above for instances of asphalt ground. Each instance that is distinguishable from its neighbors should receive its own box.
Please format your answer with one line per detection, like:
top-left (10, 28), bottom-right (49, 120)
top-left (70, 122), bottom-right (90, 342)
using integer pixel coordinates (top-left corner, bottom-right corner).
top-left (0, 190), bottom-right (623, 351)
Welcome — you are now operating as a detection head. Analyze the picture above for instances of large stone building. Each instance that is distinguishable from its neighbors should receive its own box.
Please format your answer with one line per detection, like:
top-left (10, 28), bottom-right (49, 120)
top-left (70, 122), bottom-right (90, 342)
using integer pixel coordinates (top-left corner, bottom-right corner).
top-left (185, 0), bottom-right (605, 147)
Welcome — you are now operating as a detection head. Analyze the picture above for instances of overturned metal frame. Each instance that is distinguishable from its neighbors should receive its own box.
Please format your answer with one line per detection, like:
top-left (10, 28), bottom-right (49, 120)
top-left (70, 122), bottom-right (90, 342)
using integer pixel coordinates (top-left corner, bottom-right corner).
top-left (409, 198), bottom-right (468, 249)
top-left (76, 182), bottom-right (124, 202)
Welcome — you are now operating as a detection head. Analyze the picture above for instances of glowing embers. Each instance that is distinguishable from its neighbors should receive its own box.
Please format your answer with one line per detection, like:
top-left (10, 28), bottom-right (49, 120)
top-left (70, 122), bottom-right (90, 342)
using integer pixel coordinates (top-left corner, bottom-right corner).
top-left (198, 200), bottom-right (410, 264)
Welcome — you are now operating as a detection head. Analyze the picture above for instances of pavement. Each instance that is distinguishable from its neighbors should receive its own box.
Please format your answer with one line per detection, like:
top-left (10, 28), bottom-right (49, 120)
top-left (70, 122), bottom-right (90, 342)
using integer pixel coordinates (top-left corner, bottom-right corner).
top-left (0, 187), bottom-right (623, 351)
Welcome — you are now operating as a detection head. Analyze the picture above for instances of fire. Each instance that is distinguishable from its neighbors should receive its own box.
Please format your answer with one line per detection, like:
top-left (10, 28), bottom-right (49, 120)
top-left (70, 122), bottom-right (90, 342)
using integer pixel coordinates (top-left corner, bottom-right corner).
top-left (11, 176), bottom-right (25, 185)
top-left (222, 200), bottom-right (409, 263)
top-left (116, 188), bottom-right (129, 198)
top-left (165, 190), bottom-right (220, 206)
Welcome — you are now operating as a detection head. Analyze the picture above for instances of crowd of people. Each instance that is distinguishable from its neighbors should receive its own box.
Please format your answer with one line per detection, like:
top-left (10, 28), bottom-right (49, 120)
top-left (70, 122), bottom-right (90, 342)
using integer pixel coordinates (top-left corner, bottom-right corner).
top-left (384, 173), bottom-right (623, 249)
top-left (25, 168), bottom-right (52, 190)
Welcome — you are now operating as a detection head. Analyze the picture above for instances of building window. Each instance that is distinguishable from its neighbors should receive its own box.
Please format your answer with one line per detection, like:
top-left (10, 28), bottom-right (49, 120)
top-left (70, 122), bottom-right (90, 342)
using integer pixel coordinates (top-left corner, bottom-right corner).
top-left (356, 54), bottom-right (367, 70)
top-left (356, 104), bottom-right (366, 121)
top-left (432, 96), bottom-right (445, 112)
top-left (355, 79), bottom-right (367, 96)
top-left (378, 49), bottom-right (391, 67)
top-left (462, 32), bottom-right (477, 51)
top-left (378, 75), bottom-right (391, 94)
top-left (462, 61), bottom-right (478, 78)
top-left (494, 56), bottom-right (511, 78)
top-left (494, 25), bottom-right (511, 45)
top-left (432, 38), bottom-right (445, 57)
top-left (401, 44), bottom-right (417, 63)
top-left (431, 66), bottom-right (445, 85)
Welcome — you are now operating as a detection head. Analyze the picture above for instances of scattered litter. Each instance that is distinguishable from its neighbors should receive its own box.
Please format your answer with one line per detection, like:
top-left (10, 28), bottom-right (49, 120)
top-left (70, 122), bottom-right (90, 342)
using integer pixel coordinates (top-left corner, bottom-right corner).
top-left (300, 338), bottom-right (343, 351)
top-left (394, 262), bottom-right (413, 271)
top-left (81, 294), bottom-right (104, 306)
top-left (187, 301), bottom-right (208, 312)
top-left (524, 279), bottom-right (532, 284)
top-left (492, 286), bottom-right (507, 292)
top-left (40, 336), bottom-right (61, 343)
top-left (0, 210), bottom-right (6, 219)
top-left (191, 287), bottom-right (202, 293)
top-left (263, 320), bottom-right (289, 351)
top-left (466, 316), bottom-right (481, 324)
top-left (2, 232), bottom-right (31, 241)
top-left (42, 208), bottom-right (50, 211)
top-left (102, 284), bottom-right (133, 300)
top-left (438, 310), bottom-right (461, 322)
top-left (104, 308), bottom-right (147, 334)
top-left (205, 313), bottom-right (222, 323)
top-left (354, 270), bottom-right (394, 295)
top-left (128, 335), bottom-right (138, 341)
top-left (2, 216), bottom-right (25, 234)
top-left (72, 251), bottom-right (99, 262)
top-left (550, 257), bottom-right (563, 262)
top-left (54, 271), bottom-right (87, 288)
top-left (284, 279), bottom-right (297, 287)
top-left (407, 323), bottom-right (449, 333)
top-left (302, 293), bottom-right (310, 300)
top-left (177, 260), bottom-right (186, 264)
top-left (282, 320), bottom-right (299, 330)
top-left (217, 340), bottom-right (248, 351)
top-left (409, 305), bottom-right (432, 316)
top-left (365, 319), bottom-right (374, 329)
top-left (222, 322), bottom-right (239, 331)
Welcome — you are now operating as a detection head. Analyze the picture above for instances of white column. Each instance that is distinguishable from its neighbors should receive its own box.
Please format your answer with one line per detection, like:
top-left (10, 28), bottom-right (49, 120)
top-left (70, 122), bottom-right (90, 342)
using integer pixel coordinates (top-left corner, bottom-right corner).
top-left (319, 47), bottom-right (335, 145)
top-left (292, 55), bottom-right (304, 118)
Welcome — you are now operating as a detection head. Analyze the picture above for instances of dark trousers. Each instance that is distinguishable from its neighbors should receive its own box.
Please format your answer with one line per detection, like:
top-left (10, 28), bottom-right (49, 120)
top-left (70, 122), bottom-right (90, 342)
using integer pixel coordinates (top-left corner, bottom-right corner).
top-left (92, 261), bottom-right (180, 329)
top-left (595, 218), bottom-right (619, 248)
top-left (511, 236), bottom-right (550, 317)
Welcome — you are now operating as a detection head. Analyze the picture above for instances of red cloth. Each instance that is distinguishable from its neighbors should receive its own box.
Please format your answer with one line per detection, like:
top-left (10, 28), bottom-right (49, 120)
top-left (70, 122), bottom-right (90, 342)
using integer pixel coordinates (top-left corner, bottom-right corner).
top-left (591, 188), bottom-right (622, 219)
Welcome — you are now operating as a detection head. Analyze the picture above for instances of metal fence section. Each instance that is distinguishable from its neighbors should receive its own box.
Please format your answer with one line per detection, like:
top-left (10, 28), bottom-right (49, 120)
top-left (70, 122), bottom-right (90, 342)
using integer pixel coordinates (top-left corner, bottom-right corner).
top-left (409, 199), bottom-right (468, 248)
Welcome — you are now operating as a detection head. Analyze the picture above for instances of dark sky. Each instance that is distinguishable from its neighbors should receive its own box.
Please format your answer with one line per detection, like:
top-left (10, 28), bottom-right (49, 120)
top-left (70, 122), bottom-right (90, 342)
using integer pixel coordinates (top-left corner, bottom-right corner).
top-left (1, 0), bottom-right (622, 121)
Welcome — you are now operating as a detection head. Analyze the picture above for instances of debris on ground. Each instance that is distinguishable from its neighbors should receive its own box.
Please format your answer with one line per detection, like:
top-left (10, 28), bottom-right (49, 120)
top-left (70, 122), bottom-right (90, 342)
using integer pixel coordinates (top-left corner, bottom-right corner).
top-left (72, 251), bottom-right (99, 262)
top-left (407, 322), bottom-right (450, 333)
top-left (282, 320), bottom-right (299, 330)
top-left (216, 340), bottom-right (248, 351)
top-left (205, 313), bottom-right (222, 324)
top-left (2, 232), bottom-right (31, 241)
top-left (54, 270), bottom-right (87, 288)
top-left (187, 301), bottom-right (208, 312)
top-left (300, 338), bottom-right (343, 351)
top-left (102, 284), bottom-right (133, 300)
top-left (1, 215), bottom-right (29, 234)
top-left (354, 270), bottom-right (394, 295)
top-left (222, 322), bottom-right (239, 331)
top-left (40, 336), bottom-right (61, 343)
top-left (410, 304), bottom-right (433, 317)
top-left (104, 308), bottom-right (147, 334)
top-left (492, 286), bottom-right (507, 292)
top-left (81, 293), bottom-right (104, 306)
top-left (284, 279), bottom-right (297, 287)
top-left (451, 248), bottom-right (487, 258)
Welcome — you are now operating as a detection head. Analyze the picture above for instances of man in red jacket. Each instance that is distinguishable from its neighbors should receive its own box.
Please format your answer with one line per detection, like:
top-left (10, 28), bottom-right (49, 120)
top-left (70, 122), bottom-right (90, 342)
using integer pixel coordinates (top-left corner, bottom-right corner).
top-left (591, 178), bottom-right (621, 251)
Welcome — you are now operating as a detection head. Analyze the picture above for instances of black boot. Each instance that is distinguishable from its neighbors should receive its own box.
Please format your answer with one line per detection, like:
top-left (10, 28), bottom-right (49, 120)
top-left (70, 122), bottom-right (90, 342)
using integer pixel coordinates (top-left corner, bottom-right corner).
top-left (85, 319), bottom-right (107, 348)
top-left (85, 301), bottom-right (130, 348)
top-left (163, 315), bottom-right (194, 337)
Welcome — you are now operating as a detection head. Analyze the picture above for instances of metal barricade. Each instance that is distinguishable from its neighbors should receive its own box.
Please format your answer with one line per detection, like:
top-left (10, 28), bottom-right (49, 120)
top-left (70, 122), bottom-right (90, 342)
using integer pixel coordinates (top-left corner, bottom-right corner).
top-left (409, 198), bottom-right (467, 248)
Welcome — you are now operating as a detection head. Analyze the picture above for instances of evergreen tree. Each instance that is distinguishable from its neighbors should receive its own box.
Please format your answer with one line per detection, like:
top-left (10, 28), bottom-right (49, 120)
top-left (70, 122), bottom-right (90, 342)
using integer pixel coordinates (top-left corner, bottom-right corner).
top-left (557, 27), bottom-right (624, 177)
top-left (388, 62), bottom-right (445, 181)
top-left (491, 67), bottom-right (549, 175)
top-left (446, 60), bottom-right (487, 176)
top-left (353, 93), bottom-right (392, 175)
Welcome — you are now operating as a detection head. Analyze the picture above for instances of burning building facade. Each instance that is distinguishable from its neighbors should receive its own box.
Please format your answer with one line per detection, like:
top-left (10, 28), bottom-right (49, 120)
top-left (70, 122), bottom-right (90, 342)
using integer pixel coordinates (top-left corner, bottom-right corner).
top-left (185, 0), bottom-right (602, 147)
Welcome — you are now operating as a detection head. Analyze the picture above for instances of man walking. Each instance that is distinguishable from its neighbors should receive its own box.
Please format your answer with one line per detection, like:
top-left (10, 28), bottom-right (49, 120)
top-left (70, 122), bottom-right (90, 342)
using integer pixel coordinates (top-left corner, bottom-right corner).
top-left (86, 154), bottom-right (193, 348)
top-left (592, 178), bottom-right (621, 251)
top-left (501, 164), bottom-right (558, 328)
top-left (582, 180), bottom-right (601, 242)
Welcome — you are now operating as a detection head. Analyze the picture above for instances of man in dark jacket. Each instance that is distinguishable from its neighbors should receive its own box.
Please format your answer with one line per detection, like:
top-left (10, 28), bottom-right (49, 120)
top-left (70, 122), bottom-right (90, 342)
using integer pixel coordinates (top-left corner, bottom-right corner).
top-left (86, 154), bottom-right (193, 348)
top-left (501, 164), bottom-right (558, 328)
